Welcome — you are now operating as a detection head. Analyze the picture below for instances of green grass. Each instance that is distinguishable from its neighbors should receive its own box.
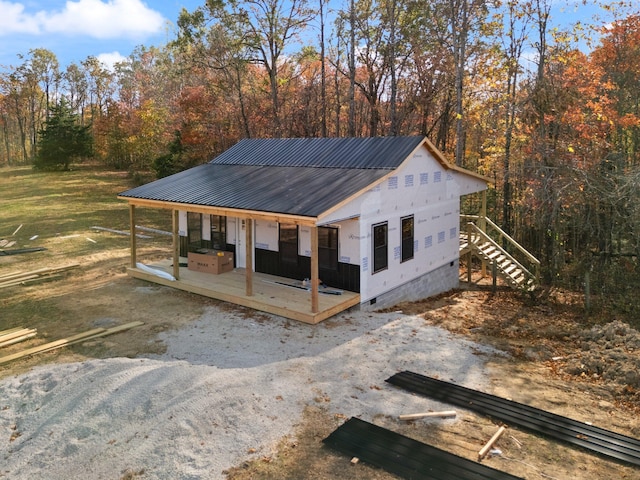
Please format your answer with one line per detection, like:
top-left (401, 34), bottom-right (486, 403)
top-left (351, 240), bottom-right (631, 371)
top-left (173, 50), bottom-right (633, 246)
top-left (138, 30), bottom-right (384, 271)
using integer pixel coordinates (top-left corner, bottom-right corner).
top-left (0, 163), bottom-right (171, 260)
top-left (0, 163), bottom-right (172, 328)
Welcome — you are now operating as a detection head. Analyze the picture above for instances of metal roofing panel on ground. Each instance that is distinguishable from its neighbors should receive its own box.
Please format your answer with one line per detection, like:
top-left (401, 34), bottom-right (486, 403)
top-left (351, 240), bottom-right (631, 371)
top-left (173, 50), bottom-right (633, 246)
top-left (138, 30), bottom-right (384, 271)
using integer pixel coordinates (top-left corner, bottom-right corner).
top-left (323, 417), bottom-right (524, 480)
top-left (209, 136), bottom-right (426, 169)
top-left (386, 371), bottom-right (640, 467)
top-left (119, 163), bottom-right (389, 217)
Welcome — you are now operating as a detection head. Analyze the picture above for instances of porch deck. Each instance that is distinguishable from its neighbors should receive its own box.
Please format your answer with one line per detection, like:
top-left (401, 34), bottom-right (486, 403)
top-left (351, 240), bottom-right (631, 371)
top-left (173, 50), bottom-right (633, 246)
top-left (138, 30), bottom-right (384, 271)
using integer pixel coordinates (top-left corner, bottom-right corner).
top-left (127, 259), bottom-right (361, 324)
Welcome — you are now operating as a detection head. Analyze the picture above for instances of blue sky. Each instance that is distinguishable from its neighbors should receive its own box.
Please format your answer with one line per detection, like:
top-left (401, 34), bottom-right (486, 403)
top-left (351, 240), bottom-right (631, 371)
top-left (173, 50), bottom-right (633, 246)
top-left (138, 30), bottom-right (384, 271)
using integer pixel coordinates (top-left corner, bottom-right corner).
top-left (0, 0), bottom-right (203, 69)
top-left (0, 0), bottom-right (625, 72)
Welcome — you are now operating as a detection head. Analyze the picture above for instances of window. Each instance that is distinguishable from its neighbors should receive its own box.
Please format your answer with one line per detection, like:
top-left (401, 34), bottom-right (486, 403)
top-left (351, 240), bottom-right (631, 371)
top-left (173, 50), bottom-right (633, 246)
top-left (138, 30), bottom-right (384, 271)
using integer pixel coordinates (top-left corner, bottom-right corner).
top-left (279, 224), bottom-right (298, 264)
top-left (372, 222), bottom-right (388, 273)
top-left (318, 227), bottom-right (338, 270)
top-left (187, 212), bottom-right (202, 250)
top-left (210, 215), bottom-right (226, 250)
top-left (401, 216), bottom-right (414, 262)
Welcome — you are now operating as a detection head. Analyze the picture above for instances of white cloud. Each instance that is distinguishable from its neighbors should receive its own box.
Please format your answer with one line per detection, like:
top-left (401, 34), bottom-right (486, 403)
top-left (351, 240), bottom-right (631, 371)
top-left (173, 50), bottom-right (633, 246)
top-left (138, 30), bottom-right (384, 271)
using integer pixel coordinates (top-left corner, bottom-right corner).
top-left (0, 0), bottom-right (165, 39)
top-left (97, 51), bottom-right (127, 70)
top-left (0, 1), bottom-right (40, 34)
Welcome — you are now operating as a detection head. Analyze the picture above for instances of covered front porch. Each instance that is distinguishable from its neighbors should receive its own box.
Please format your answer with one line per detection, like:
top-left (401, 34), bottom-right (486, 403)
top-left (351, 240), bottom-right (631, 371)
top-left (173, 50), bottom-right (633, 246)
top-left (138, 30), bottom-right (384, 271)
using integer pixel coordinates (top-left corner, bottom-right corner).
top-left (128, 259), bottom-right (361, 324)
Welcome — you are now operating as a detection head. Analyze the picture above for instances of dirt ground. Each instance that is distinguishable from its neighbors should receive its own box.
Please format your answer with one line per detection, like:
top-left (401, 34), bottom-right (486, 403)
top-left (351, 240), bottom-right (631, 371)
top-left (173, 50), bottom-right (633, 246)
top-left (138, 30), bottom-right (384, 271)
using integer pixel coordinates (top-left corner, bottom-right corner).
top-left (1, 250), bottom-right (640, 479)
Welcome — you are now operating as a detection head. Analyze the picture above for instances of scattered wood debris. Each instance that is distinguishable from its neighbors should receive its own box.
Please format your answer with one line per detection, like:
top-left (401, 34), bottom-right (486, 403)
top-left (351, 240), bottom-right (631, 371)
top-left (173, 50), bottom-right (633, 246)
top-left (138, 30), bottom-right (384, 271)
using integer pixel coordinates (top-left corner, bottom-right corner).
top-left (0, 321), bottom-right (144, 365)
top-left (478, 425), bottom-right (507, 461)
top-left (0, 264), bottom-right (79, 289)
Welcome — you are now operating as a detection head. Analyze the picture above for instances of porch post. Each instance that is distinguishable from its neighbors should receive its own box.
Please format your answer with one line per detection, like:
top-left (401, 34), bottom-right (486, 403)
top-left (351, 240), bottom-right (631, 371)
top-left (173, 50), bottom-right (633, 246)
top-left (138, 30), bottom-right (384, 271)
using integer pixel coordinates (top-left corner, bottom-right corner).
top-left (245, 218), bottom-right (253, 296)
top-left (129, 204), bottom-right (136, 268)
top-left (172, 209), bottom-right (180, 280)
top-left (310, 225), bottom-right (319, 313)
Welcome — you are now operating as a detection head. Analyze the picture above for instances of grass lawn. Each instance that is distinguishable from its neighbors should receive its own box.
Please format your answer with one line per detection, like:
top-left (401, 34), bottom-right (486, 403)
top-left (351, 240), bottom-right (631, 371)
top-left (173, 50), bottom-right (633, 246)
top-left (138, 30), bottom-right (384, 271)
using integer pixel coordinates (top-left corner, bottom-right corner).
top-left (0, 163), bottom-right (173, 332)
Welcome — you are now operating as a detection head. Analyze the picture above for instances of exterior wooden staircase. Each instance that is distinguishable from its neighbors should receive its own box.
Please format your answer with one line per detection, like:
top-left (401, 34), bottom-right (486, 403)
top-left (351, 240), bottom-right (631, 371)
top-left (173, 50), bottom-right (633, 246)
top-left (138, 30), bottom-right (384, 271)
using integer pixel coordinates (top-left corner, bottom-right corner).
top-left (460, 215), bottom-right (540, 291)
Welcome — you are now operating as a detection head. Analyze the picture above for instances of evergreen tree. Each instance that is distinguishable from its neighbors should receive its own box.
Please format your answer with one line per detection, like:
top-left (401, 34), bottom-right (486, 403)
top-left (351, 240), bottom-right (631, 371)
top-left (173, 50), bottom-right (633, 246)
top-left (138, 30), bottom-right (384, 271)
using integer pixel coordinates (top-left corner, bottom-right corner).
top-left (152, 130), bottom-right (185, 178)
top-left (34, 99), bottom-right (92, 170)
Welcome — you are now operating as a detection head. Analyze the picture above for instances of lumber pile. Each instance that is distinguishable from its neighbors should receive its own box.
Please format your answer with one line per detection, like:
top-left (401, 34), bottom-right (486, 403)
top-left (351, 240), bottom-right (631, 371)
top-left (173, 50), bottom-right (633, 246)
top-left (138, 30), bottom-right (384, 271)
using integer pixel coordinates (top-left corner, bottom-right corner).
top-left (0, 264), bottom-right (79, 289)
top-left (0, 321), bottom-right (144, 365)
top-left (0, 327), bottom-right (38, 348)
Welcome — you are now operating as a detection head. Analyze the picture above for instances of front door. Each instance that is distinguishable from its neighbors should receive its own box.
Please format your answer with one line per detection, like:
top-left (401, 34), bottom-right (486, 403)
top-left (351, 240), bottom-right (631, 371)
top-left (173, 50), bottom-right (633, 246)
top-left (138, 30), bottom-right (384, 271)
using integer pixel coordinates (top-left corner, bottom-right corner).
top-left (235, 219), bottom-right (246, 269)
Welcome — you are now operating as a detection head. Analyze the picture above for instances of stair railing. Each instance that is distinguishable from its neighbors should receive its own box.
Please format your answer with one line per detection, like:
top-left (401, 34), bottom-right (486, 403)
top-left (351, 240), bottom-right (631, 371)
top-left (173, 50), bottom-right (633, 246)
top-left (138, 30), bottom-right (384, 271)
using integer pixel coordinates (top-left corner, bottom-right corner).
top-left (461, 215), bottom-right (541, 285)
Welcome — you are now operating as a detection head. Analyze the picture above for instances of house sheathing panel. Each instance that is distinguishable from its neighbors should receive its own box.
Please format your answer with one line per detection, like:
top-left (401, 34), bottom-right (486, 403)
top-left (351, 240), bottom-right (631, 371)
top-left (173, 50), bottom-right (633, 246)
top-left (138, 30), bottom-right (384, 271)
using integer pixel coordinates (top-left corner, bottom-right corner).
top-left (315, 143), bottom-right (485, 305)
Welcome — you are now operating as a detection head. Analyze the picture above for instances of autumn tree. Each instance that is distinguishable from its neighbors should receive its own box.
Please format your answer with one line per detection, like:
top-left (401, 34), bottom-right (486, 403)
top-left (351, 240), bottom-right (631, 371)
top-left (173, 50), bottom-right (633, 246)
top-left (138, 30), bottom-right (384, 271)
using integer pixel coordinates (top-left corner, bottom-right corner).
top-left (196, 0), bottom-right (315, 137)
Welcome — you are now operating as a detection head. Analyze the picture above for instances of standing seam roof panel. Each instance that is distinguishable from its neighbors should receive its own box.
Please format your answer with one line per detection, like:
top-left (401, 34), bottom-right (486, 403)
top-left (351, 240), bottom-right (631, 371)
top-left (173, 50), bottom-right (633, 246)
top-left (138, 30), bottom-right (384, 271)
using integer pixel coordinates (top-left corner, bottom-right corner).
top-left (210, 136), bottom-right (425, 169)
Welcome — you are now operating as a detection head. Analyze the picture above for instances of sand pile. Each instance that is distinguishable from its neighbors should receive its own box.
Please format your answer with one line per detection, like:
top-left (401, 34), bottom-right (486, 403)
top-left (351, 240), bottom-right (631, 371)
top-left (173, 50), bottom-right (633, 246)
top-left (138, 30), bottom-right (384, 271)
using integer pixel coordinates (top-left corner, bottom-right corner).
top-left (0, 307), bottom-right (499, 479)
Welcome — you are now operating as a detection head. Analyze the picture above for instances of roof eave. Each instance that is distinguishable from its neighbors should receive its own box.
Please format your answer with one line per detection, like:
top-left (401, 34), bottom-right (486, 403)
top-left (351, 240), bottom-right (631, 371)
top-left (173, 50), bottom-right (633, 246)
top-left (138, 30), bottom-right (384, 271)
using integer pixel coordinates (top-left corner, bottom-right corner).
top-left (117, 196), bottom-right (319, 226)
top-left (421, 137), bottom-right (494, 185)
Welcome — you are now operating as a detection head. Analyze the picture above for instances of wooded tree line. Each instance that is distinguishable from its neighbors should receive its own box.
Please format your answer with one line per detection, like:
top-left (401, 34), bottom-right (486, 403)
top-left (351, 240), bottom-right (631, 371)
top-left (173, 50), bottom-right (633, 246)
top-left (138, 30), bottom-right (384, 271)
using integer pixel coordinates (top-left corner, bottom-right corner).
top-left (1, 0), bottom-right (639, 308)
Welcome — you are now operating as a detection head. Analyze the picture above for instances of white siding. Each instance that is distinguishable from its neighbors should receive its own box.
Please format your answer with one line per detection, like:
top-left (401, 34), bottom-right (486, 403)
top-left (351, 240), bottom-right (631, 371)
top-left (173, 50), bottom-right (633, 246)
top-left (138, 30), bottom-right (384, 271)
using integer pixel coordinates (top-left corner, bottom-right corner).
top-left (353, 144), bottom-right (483, 302)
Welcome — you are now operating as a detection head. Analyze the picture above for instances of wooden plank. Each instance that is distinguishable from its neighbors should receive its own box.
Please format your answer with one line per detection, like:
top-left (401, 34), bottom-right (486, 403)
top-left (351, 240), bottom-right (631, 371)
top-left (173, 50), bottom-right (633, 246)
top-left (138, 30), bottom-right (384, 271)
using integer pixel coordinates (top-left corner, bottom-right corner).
top-left (0, 327), bottom-right (27, 337)
top-left (399, 410), bottom-right (457, 421)
top-left (40, 321), bottom-right (144, 351)
top-left (0, 275), bottom-right (41, 288)
top-left (0, 268), bottom-right (53, 282)
top-left (0, 332), bottom-right (37, 348)
top-left (478, 426), bottom-right (506, 461)
top-left (0, 270), bottom-right (27, 281)
top-left (0, 328), bottom-right (106, 365)
top-left (0, 328), bottom-right (36, 343)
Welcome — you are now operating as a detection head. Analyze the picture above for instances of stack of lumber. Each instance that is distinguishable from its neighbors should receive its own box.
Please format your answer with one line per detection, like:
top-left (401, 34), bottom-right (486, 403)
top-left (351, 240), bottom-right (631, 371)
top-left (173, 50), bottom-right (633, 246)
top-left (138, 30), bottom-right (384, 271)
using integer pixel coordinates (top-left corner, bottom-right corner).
top-left (0, 327), bottom-right (37, 348)
top-left (0, 264), bottom-right (79, 289)
top-left (0, 321), bottom-right (144, 365)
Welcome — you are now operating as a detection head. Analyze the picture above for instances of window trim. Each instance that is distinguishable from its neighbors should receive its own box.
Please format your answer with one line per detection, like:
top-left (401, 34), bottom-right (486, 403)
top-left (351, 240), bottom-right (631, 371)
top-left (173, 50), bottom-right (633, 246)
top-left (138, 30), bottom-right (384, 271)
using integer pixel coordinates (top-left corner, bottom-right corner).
top-left (401, 215), bottom-right (414, 263)
top-left (372, 222), bottom-right (388, 274)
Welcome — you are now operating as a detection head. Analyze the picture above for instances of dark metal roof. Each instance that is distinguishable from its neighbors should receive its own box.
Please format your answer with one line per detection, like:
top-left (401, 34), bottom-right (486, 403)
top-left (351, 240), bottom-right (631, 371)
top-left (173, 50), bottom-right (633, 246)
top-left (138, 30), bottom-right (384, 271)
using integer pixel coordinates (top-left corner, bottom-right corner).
top-left (210, 136), bottom-right (425, 168)
top-left (119, 163), bottom-right (390, 217)
top-left (120, 136), bottom-right (426, 218)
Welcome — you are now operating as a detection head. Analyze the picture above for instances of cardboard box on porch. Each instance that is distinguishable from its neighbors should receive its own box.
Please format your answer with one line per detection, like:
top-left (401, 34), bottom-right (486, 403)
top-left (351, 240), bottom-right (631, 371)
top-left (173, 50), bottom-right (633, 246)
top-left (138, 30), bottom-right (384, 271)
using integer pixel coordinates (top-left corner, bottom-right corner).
top-left (187, 249), bottom-right (234, 274)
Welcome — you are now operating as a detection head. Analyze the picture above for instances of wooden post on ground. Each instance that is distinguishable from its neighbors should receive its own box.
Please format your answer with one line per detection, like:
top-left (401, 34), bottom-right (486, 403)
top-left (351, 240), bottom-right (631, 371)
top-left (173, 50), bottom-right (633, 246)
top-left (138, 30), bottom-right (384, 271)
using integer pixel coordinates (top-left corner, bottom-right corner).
top-left (478, 426), bottom-right (506, 461)
top-left (310, 225), bottom-right (319, 313)
top-left (245, 218), bottom-right (253, 297)
top-left (129, 204), bottom-right (137, 268)
top-left (172, 209), bottom-right (180, 280)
